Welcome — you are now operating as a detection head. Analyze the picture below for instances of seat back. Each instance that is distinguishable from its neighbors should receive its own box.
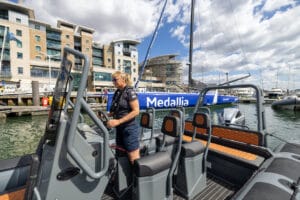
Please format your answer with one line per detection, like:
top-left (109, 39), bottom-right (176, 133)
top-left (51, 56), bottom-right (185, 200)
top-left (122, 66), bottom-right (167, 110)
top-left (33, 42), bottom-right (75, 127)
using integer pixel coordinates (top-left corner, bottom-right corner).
top-left (133, 115), bottom-right (183, 200)
top-left (140, 107), bottom-right (156, 155)
top-left (156, 108), bottom-right (185, 153)
top-left (174, 111), bottom-right (212, 199)
top-left (192, 112), bottom-right (212, 171)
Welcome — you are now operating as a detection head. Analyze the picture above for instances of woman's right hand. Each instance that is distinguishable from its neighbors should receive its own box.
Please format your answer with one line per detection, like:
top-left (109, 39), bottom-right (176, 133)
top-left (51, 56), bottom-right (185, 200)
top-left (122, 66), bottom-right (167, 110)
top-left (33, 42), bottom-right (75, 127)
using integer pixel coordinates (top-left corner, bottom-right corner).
top-left (107, 119), bottom-right (121, 128)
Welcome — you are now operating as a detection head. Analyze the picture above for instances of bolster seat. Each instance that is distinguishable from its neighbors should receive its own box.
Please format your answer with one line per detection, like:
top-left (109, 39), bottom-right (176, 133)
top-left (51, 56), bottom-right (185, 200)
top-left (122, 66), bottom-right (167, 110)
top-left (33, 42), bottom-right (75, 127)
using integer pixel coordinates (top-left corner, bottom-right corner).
top-left (276, 142), bottom-right (300, 155)
top-left (233, 153), bottom-right (300, 200)
top-left (156, 135), bottom-right (177, 147)
top-left (134, 151), bottom-right (172, 177)
top-left (181, 141), bottom-right (205, 158)
top-left (265, 157), bottom-right (300, 182)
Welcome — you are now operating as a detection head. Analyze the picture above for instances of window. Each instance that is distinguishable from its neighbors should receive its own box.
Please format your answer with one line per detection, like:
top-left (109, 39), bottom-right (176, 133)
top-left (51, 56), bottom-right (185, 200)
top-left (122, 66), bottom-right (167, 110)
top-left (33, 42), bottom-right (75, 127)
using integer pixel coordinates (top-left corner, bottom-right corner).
top-left (16, 30), bottom-right (22, 36)
top-left (16, 18), bottom-right (21, 23)
top-left (86, 48), bottom-right (89, 52)
top-left (66, 35), bottom-right (70, 39)
top-left (35, 56), bottom-right (42, 60)
top-left (35, 25), bottom-right (40, 30)
top-left (35, 46), bottom-right (41, 52)
top-left (0, 10), bottom-right (8, 20)
top-left (94, 72), bottom-right (112, 81)
top-left (86, 39), bottom-right (89, 44)
top-left (108, 58), bottom-right (111, 63)
top-left (17, 52), bottom-right (23, 59)
top-left (118, 59), bottom-right (121, 63)
top-left (30, 66), bottom-right (59, 78)
top-left (35, 35), bottom-right (41, 42)
top-left (133, 62), bottom-right (136, 66)
top-left (17, 41), bottom-right (22, 48)
top-left (18, 67), bottom-right (23, 74)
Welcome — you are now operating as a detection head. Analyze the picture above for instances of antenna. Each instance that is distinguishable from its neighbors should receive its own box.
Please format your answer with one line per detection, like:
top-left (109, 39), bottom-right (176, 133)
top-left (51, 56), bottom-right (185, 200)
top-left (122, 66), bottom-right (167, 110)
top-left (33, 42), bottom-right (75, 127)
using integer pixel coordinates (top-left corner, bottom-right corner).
top-left (188, 0), bottom-right (195, 89)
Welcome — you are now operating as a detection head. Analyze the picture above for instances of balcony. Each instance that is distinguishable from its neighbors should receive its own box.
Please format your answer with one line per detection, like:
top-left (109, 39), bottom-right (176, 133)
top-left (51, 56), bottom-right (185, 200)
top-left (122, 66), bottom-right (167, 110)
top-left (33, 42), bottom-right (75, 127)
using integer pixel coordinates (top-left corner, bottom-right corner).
top-left (0, 30), bottom-right (5, 36)
top-left (74, 42), bottom-right (81, 47)
top-left (0, 71), bottom-right (12, 78)
top-left (123, 48), bottom-right (131, 56)
top-left (46, 33), bottom-right (61, 41)
top-left (2, 54), bottom-right (10, 61)
top-left (92, 51), bottom-right (103, 57)
top-left (73, 65), bottom-right (83, 71)
top-left (0, 42), bottom-right (10, 48)
top-left (93, 59), bottom-right (103, 66)
top-left (75, 58), bottom-right (82, 64)
top-left (47, 43), bottom-right (61, 50)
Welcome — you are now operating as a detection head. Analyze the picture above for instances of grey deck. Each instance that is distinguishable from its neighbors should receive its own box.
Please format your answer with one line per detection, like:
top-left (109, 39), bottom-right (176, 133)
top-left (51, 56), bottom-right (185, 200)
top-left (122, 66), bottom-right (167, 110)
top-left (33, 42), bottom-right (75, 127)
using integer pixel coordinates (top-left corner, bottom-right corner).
top-left (191, 175), bottom-right (236, 200)
top-left (102, 174), bottom-right (236, 200)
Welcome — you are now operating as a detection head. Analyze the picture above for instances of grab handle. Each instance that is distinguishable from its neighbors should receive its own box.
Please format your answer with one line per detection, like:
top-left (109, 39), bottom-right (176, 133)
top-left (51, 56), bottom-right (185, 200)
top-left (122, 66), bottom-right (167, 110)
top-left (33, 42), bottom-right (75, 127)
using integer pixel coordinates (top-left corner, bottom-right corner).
top-left (63, 47), bottom-right (109, 179)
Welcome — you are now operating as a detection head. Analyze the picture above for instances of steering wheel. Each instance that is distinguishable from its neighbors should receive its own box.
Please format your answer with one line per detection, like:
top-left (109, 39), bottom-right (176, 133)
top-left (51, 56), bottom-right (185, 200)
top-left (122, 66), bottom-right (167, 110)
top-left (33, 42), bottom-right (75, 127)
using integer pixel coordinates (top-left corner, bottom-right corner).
top-left (97, 110), bottom-right (112, 132)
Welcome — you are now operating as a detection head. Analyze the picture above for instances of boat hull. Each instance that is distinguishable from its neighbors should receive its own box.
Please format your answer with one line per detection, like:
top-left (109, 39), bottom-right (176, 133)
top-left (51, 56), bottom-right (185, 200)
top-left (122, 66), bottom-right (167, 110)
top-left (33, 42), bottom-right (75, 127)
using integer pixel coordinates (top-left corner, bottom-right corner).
top-left (107, 92), bottom-right (238, 110)
top-left (271, 96), bottom-right (300, 110)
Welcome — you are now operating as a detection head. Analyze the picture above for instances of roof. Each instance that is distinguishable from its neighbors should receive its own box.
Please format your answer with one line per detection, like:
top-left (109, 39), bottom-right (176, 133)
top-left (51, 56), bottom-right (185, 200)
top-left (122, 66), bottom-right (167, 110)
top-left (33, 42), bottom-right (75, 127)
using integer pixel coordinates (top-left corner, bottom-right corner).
top-left (0, 0), bottom-right (35, 19)
top-left (112, 39), bottom-right (140, 45)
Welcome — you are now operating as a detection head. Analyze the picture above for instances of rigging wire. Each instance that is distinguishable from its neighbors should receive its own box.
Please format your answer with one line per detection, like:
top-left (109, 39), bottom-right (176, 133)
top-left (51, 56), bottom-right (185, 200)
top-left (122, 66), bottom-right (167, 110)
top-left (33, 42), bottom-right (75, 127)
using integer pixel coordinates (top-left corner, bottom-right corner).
top-left (134, 0), bottom-right (168, 89)
top-left (202, 0), bottom-right (252, 83)
top-left (228, 0), bottom-right (251, 75)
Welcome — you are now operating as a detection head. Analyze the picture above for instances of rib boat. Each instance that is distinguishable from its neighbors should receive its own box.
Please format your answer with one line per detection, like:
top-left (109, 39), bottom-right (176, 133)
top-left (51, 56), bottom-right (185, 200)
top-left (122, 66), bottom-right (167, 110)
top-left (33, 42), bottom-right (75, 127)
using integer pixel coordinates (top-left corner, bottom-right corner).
top-left (271, 95), bottom-right (300, 111)
top-left (0, 48), bottom-right (300, 200)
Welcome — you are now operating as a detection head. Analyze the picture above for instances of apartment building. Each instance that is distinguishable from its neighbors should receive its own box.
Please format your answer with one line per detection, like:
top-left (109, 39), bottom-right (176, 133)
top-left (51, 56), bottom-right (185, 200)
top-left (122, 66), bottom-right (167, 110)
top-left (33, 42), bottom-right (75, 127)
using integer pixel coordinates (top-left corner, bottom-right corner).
top-left (0, 1), bottom-right (139, 93)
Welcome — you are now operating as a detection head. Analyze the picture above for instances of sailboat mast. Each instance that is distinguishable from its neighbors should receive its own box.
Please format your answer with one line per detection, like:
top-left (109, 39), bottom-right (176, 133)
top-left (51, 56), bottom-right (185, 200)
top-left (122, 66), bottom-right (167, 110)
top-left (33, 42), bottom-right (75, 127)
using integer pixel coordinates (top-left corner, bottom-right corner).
top-left (188, 0), bottom-right (195, 89)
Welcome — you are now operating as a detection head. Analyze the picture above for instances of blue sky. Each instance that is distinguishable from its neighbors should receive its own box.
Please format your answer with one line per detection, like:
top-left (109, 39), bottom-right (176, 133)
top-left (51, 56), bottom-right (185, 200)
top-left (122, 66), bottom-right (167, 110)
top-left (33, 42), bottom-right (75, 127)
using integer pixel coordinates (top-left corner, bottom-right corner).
top-left (9, 0), bottom-right (300, 90)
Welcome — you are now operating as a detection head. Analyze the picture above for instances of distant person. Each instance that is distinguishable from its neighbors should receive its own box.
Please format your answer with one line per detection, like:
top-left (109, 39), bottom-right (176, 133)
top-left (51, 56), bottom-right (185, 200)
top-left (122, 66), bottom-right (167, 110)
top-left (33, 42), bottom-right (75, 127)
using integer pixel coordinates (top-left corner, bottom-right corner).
top-left (106, 71), bottom-right (140, 164)
top-left (103, 87), bottom-right (108, 103)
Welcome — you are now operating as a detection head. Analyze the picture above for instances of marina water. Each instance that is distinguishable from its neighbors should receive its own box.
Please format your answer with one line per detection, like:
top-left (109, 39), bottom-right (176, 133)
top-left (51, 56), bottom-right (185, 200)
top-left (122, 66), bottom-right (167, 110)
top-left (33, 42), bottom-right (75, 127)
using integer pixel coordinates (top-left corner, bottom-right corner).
top-left (1, 104), bottom-right (300, 160)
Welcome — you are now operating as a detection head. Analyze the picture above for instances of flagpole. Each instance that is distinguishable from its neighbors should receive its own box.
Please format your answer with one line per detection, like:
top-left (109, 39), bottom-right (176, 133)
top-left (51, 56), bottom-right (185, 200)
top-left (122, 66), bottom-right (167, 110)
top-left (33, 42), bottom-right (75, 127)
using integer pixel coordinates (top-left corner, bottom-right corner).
top-left (0, 26), bottom-right (7, 75)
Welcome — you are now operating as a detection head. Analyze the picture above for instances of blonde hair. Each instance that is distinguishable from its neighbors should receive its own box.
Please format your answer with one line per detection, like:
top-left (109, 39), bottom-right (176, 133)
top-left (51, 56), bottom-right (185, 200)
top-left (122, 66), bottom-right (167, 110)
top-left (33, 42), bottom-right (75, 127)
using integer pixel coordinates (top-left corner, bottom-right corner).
top-left (112, 71), bottom-right (133, 86)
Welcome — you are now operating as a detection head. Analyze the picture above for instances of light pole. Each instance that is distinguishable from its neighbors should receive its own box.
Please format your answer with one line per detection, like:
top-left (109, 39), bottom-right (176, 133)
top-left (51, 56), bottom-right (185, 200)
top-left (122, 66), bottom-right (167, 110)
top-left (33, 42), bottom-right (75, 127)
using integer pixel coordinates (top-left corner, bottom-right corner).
top-left (39, 52), bottom-right (60, 90)
top-left (0, 27), bottom-right (8, 74)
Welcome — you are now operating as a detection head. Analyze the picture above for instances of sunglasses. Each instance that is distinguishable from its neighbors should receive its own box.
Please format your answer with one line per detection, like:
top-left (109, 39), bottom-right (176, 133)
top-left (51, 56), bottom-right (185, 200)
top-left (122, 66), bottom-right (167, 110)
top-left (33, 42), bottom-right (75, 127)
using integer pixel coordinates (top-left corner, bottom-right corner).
top-left (112, 78), bottom-right (119, 82)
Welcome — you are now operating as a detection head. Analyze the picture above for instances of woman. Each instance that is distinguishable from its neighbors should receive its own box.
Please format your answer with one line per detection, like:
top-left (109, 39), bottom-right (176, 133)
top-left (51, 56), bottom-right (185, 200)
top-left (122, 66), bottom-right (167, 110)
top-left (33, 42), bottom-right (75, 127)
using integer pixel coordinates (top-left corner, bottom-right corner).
top-left (107, 71), bottom-right (140, 164)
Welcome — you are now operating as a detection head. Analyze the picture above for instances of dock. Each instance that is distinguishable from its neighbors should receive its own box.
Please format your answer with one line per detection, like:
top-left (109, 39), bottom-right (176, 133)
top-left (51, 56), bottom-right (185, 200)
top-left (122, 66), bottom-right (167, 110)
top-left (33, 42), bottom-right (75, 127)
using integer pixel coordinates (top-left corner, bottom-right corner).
top-left (0, 92), bottom-right (107, 106)
top-left (238, 97), bottom-right (277, 104)
top-left (0, 104), bottom-right (106, 119)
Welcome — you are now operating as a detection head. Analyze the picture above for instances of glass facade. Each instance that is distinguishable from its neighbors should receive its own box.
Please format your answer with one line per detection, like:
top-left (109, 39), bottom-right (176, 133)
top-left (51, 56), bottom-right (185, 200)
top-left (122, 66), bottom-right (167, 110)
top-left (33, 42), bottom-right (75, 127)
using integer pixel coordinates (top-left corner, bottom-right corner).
top-left (46, 30), bottom-right (61, 41)
top-left (30, 66), bottom-right (59, 78)
top-left (94, 72), bottom-right (112, 81)
top-left (1, 65), bottom-right (11, 74)
top-left (46, 30), bottom-right (61, 61)
top-left (92, 46), bottom-right (103, 66)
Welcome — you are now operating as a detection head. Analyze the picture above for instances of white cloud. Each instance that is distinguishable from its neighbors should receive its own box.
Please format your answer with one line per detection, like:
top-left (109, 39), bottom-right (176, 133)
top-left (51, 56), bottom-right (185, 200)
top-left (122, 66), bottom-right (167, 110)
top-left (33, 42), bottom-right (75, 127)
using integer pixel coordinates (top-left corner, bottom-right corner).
top-left (23, 0), bottom-right (161, 44)
top-left (21, 0), bottom-right (300, 90)
top-left (168, 0), bottom-right (300, 90)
